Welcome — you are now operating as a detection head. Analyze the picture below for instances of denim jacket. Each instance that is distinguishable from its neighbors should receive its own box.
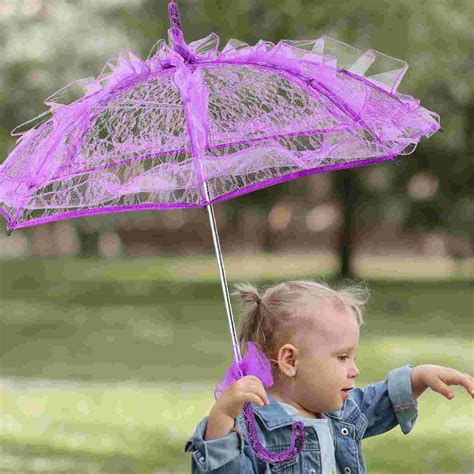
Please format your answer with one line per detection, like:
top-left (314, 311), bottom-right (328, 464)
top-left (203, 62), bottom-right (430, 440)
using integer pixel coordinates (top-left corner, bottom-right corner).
top-left (185, 365), bottom-right (418, 473)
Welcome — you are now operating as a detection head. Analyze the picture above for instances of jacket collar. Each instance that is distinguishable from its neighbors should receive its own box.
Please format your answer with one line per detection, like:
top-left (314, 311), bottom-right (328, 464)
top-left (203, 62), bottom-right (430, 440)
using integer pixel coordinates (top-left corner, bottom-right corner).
top-left (249, 394), bottom-right (346, 430)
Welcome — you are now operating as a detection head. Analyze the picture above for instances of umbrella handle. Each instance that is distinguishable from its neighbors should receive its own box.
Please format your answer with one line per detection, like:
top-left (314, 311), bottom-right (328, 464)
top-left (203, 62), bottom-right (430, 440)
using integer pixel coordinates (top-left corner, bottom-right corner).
top-left (243, 402), bottom-right (305, 464)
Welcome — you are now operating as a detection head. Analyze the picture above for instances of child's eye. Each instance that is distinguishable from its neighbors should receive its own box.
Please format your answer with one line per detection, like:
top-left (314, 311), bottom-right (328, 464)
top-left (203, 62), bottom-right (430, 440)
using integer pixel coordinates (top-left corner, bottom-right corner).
top-left (337, 356), bottom-right (357, 362)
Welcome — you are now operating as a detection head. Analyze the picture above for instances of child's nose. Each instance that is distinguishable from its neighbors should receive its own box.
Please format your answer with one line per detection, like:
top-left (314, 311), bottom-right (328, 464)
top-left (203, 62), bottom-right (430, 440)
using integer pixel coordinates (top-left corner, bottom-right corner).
top-left (351, 363), bottom-right (360, 377)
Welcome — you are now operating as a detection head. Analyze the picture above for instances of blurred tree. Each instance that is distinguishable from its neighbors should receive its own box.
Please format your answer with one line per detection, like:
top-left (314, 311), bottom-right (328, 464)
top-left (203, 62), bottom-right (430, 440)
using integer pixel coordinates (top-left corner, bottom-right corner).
top-left (334, 170), bottom-right (358, 279)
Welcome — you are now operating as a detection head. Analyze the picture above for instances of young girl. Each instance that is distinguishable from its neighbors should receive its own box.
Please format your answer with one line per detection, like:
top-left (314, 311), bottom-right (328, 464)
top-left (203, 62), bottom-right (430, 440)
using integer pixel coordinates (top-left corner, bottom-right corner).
top-left (184, 280), bottom-right (474, 473)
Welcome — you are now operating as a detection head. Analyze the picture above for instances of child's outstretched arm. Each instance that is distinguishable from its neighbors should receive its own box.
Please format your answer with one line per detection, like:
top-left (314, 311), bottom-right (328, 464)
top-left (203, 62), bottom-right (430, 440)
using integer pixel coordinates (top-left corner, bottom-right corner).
top-left (346, 364), bottom-right (473, 440)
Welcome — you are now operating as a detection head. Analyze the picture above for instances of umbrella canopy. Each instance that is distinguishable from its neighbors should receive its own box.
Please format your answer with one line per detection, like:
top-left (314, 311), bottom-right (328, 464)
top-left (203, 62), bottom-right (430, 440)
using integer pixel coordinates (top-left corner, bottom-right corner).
top-left (0, 0), bottom-right (441, 466)
top-left (0, 4), bottom-right (439, 234)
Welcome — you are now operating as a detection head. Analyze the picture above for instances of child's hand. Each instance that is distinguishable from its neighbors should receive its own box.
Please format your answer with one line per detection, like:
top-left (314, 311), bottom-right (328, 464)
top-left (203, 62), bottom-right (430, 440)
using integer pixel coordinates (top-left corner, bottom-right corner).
top-left (213, 375), bottom-right (270, 419)
top-left (412, 364), bottom-right (474, 400)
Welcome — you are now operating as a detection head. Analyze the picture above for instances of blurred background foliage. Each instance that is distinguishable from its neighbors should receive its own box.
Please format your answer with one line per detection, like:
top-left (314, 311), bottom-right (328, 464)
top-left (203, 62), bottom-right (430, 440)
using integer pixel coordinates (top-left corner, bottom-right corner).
top-left (0, 1), bottom-right (473, 472)
top-left (0, 0), bottom-right (472, 277)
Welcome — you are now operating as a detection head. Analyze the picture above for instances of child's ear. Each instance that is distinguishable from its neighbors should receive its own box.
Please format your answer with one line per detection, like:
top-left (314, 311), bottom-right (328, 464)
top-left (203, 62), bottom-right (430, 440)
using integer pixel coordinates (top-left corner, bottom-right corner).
top-left (275, 345), bottom-right (298, 374)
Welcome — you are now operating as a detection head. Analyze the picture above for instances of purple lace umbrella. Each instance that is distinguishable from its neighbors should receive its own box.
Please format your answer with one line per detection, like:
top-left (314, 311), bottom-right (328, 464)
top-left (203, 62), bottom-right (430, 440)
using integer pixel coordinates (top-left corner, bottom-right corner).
top-left (0, 0), bottom-right (440, 464)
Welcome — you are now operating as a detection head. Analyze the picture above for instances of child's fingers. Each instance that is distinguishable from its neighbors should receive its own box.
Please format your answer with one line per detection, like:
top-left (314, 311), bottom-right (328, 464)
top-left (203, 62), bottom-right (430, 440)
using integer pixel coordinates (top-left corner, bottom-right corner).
top-left (433, 373), bottom-right (474, 399)
top-left (427, 377), bottom-right (456, 399)
top-left (238, 376), bottom-right (270, 405)
top-left (460, 373), bottom-right (474, 397)
top-left (246, 375), bottom-right (264, 384)
top-left (255, 385), bottom-right (270, 405)
top-left (250, 378), bottom-right (270, 405)
top-left (242, 376), bottom-right (266, 390)
top-left (242, 392), bottom-right (267, 407)
top-left (235, 376), bottom-right (260, 390)
top-left (254, 391), bottom-right (269, 406)
top-left (257, 395), bottom-right (267, 406)
top-left (447, 372), bottom-right (474, 397)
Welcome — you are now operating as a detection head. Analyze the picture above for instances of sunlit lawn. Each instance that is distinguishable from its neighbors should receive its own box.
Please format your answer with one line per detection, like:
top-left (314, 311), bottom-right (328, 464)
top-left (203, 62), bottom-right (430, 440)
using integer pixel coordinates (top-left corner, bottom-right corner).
top-left (0, 256), bottom-right (473, 472)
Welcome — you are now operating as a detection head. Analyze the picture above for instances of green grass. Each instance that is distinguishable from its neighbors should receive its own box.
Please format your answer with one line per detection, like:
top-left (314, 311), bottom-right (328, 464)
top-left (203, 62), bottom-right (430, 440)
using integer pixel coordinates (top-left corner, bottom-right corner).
top-left (1, 381), bottom-right (209, 473)
top-left (0, 257), bottom-right (473, 472)
top-left (1, 376), bottom-right (473, 473)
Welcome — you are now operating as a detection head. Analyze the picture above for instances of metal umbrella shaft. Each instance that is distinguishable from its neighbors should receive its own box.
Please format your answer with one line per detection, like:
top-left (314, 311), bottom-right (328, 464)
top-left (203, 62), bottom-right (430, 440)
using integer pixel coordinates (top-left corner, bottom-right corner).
top-left (203, 182), bottom-right (243, 366)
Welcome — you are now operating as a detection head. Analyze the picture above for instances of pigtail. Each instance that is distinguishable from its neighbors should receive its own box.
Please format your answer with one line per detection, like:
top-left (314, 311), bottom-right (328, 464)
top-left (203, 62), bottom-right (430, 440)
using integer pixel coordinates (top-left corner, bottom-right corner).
top-left (231, 282), bottom-right (267, 358)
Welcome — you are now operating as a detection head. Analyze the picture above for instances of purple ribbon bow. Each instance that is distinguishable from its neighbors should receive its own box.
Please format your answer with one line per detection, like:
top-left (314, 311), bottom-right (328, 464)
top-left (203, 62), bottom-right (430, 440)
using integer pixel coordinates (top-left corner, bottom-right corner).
top-left (214, 341), bottom-right (274, 400)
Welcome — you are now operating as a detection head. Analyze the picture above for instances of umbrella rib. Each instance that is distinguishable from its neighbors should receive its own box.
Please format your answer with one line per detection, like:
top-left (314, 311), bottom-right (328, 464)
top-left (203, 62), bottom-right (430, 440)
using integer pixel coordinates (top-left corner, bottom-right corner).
top-left (173, 70), bottom-right (209, 205)
top-left (98, 101), bottom-right (182, 109)
top-left (9, 202), bottom-right (198, 231)
top-left (207, 125), bottom-right (350, 152)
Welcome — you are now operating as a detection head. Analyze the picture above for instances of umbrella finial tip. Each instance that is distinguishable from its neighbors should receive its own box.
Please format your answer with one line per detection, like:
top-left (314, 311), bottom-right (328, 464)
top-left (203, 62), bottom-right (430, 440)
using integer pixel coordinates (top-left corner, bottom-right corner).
top-left (168, 1), bottom-right (183, 32)
top-left (5, 229), bottom-right (12, 237)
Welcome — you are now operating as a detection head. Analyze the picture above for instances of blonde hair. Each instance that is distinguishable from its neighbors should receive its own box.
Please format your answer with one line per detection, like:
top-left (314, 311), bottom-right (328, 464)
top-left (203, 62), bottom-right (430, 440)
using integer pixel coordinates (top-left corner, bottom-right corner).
top-left (231, 279), bottom-right (369, 381)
